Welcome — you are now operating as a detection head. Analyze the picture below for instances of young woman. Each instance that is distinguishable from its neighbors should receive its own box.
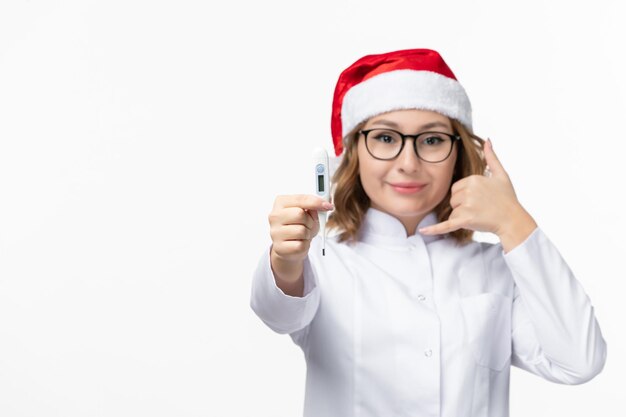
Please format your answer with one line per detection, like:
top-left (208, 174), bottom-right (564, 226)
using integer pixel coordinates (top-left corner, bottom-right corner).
top-left (250, 48), bottom-right (607, 417)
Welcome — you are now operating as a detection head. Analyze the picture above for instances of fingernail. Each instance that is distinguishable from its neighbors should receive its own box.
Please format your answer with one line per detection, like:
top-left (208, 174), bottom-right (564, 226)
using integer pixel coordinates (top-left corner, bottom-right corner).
top-left (323, 202), bottom-right (334, 210)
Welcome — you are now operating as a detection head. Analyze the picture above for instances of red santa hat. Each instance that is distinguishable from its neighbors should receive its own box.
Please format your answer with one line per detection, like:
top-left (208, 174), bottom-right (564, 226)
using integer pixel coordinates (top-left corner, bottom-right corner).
top-left (330, 48), bottom-right (473, 157)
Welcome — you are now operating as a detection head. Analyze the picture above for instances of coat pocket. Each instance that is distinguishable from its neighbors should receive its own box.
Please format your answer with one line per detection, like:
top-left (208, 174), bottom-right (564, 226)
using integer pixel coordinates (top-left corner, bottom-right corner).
top-left (459, 292), bottom-right (512, 371)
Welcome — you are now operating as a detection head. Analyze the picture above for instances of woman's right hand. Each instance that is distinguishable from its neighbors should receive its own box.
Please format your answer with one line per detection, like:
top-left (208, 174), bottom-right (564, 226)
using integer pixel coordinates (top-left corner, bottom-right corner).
top-left (268, 195), bottom-right (334, 296)
top-left (269, 195), bottom-right (334, 264)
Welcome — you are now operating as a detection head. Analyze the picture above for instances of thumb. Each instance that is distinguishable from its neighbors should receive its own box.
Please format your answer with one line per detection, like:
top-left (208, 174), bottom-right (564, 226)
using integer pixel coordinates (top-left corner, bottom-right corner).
top-left (305, 208), bottom-right (320, 223)
top-left (484, 138), bottom-right (507, 178)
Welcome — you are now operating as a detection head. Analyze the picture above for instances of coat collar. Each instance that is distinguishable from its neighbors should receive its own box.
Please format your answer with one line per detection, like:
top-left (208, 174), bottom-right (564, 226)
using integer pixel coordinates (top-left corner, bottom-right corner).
top-left (359, 207), bottom-right (445, 247)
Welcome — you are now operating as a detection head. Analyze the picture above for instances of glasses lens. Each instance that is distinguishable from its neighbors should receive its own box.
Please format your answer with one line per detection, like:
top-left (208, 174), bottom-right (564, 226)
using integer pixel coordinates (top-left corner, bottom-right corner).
top-left (416, 132), bottom-right (453, 162)
top-left (365, 129), bottom-right (403, 159)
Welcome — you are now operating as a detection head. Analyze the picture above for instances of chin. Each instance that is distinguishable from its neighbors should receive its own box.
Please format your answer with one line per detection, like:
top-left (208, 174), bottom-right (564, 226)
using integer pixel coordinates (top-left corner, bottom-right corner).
top-left (383, 202), bottom-right (432, 217)
top-left (370, 188), bottom-right (442, 215)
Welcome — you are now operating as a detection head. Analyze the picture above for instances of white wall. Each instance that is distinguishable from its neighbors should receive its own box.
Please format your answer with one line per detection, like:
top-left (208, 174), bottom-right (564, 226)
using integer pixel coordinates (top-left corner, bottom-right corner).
top-left (0, 0), bottom-right (623, 416)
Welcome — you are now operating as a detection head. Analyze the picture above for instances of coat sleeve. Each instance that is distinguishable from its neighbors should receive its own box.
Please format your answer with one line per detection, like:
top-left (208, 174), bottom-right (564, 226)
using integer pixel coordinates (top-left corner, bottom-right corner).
top-left (503, 227), bottom-right (607, 385)
top-left (249, 244), bottom-right (321, 334)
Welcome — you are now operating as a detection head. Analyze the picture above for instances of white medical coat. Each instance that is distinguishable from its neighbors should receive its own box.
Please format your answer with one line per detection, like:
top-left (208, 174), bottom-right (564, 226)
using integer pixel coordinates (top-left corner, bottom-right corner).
top-left (250, 207), bottom-right (607, 417)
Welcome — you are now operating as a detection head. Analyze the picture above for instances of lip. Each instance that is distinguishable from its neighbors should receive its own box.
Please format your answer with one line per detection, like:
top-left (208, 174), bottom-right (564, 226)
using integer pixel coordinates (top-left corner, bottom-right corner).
top-left (389, 182), bottom-right (427, 194)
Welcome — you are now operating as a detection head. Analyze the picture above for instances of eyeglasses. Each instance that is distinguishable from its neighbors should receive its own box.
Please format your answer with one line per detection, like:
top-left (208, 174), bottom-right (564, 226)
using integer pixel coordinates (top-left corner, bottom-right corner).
top-left (359, 128), bottom-right (461, 162)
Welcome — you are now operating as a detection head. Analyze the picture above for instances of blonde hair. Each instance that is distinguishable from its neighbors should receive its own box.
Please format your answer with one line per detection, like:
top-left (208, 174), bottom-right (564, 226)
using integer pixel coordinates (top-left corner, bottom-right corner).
top-left (326, 118), bottom-right (487, 245)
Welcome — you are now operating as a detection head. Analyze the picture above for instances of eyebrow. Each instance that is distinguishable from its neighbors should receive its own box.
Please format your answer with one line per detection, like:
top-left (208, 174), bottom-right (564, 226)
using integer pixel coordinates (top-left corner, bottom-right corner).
top-left (369, 119), bottom-right (451, 131)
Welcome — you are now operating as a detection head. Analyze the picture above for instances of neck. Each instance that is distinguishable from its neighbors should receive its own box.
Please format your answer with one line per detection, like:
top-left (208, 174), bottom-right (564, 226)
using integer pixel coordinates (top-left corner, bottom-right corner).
top-left (369, 205), bottom-right (430, 238)
top-left (399, 214), bottom-right (427, 237)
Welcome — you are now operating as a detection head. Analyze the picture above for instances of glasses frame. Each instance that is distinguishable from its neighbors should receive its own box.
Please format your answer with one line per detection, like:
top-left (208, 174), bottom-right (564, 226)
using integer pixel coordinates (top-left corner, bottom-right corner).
top-left (359, 128), bottom-right (462, 163)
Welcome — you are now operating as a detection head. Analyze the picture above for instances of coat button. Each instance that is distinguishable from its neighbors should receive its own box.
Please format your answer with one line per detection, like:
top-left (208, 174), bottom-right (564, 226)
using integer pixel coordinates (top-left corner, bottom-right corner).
top-left (424, 349), bottom-right (432, 357)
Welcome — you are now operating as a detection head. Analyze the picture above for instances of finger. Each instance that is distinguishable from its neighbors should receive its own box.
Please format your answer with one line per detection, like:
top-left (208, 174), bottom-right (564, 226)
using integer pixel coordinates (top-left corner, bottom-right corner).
top-left (283, 207), bottom-right (317, 230)
top-left (278, 240), bottom-right (309, 254)
top-left (451, 174), bottom-right (483, 195)
top-left (274, 194), bottom-right (334, 211)
top-left (419, 218), bottom-right (464, 235)
top-left (449, 188), bottom-right (465, 209)
top-left (305, 208), bottom-right (319, 224)
top-left (306, 209), bottom-right (321, 236)
top-left (269, 207), bottom-right (313, 232)
top-left (450, 177), bottom-right (468, 195)
top-left (451, 175), bottom-right (480, 194)
top-left (302, 209), bottom-right (320, 234)
top-left (280, 224), bottom-right (313, 241)
top-left (483, 138), bottom-right (508, 178)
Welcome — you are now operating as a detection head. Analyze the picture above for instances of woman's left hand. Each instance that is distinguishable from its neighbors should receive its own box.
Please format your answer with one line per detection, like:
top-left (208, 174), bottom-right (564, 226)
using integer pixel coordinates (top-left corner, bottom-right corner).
top-left (418, 139), bottom-right (538, 253)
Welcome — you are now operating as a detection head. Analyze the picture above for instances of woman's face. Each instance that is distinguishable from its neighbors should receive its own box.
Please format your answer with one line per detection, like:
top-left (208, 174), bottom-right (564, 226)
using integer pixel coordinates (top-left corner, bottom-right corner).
top-left (357, 109), bottom-right (458, 236)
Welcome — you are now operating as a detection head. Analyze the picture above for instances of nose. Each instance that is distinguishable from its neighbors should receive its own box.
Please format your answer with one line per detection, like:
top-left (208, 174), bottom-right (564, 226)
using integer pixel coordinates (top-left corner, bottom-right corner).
top-left (396, 138), bottom-right (422, 172)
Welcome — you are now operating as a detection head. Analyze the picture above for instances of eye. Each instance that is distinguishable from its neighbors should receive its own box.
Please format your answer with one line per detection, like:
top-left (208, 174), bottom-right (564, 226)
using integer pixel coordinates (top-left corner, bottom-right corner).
top-left (419, 133), bottom-right (448, 146)
top-left (425, 136), bottom-right (442, 145)
top-left (371, 131), bottom-right (398, 144)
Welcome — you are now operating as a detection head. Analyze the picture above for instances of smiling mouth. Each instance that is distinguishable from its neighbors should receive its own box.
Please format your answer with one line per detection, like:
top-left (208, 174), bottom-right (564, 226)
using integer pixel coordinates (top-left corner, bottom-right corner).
top-left (389, 183), bottom-right (427, 194)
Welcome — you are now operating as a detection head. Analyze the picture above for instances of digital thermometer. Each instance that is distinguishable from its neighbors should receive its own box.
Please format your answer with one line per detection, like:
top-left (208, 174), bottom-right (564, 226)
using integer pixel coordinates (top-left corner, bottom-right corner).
top-left (313, 147), bottom-right (330, 256)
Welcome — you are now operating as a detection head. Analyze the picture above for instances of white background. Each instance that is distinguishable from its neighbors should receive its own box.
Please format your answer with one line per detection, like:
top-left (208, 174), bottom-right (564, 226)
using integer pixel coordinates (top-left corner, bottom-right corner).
top-left (0, 0), bottom-right (624, 416)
